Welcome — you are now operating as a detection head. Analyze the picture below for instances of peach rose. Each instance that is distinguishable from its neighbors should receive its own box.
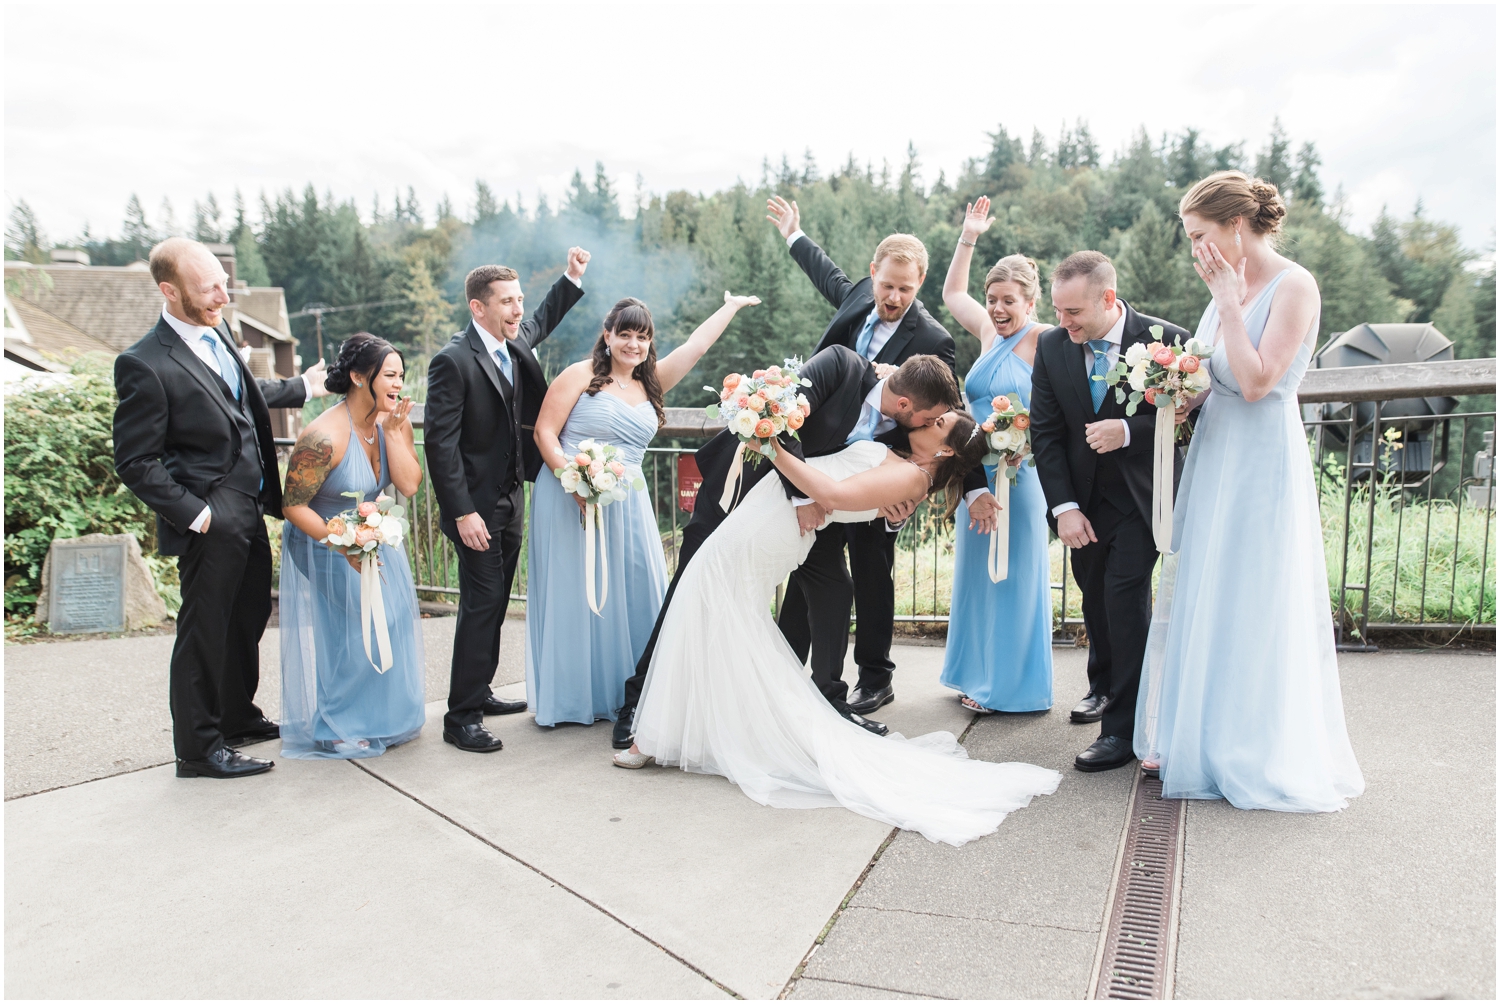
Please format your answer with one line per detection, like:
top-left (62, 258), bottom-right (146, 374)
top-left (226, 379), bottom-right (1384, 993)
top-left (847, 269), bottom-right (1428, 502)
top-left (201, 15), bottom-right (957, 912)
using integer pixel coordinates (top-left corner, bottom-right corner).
top-left (325, 516), bottom-right (348, 539)
top-left (608, 461), bottom-right (625, 476)
top-left (981, 420), bottom-right (995, 432)
top-left (754, 418), bottom-right (775, 438)
top-left (745, 394), bottom-right (767, 412)
top-left (734, 395), bottom-right (750, 408)
top-left (769, 401), bottom-right (782, 415)
top-left (1012, 414), bottom-right (1030, 430)
top-left (1143, 387), bottom-right (1159, 406)
top-left (991, 395), bottom-right (1012, 412)
top-left (575, 453), bottom-right (591, 467)
top-left (354, 526), bottom-right (378, 547)
top-left (357, 501), bottom-right (378, 517)
top-left (1178, 355), bottom-right (1200, 374)
top-left (1152, 345), bottom-right (1175, 366)
top-left (588, 461), bottom-right (604, 476)
top-left (753, 369), bottom-right (766, 378)
top-left (786, 411), bottom-right (805, 431)
top-left (722, 373), bottom-right (742, 388)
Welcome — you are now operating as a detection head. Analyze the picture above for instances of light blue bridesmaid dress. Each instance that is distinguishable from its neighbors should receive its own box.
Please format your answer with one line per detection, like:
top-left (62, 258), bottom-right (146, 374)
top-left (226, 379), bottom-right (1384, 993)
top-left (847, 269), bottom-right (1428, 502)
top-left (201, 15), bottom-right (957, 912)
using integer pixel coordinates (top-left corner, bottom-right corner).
top-left (940, 324), bottom-right (1054, 712)
top-left (279, 409), bottom-right (426, 758)
top-left (1135, 268), bottom-right (1365, 811)
top-left (527, 391), bottom-right (669, 726)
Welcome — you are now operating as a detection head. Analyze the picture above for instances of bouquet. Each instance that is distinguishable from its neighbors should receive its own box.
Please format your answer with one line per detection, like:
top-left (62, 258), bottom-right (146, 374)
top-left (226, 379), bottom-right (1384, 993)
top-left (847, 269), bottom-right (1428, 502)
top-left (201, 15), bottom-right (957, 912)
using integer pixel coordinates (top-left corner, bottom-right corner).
top-left (975, 393), bottom-right (1033, 583)
top-left (320, 491), bottom-right (410, 672)
top-left (553, 439), bottom-right (646, 615)
top-left (704, 358), bottom-right (812, 511)
top-left (1094, 325), bottom-right (1215, 553)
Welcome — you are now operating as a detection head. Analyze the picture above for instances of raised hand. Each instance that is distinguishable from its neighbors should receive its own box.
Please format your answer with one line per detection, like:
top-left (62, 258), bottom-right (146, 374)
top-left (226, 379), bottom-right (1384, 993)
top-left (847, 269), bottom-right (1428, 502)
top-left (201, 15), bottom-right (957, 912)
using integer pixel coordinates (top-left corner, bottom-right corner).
top-left (303, 359), bottom-right (331, 398)
top-left (1194, 241), bottom-right (1247, 309)
top-left (385, 395), bottom-right (414, 436)
top-left (766, 196), bottom-right (801, 241)
top-left (566, 246), bottom-right (591, 281)
top-left (724, 291), bottom-right (763, 310)
top-left (962, 197), bottom-right (995, 241)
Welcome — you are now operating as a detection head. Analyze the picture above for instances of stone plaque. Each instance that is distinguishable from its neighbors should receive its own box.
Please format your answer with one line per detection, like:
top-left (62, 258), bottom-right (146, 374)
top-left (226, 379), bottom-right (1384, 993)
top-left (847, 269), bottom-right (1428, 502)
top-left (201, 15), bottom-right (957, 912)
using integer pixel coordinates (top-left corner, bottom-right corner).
top-left (47, 539), bottom-right (127, 635)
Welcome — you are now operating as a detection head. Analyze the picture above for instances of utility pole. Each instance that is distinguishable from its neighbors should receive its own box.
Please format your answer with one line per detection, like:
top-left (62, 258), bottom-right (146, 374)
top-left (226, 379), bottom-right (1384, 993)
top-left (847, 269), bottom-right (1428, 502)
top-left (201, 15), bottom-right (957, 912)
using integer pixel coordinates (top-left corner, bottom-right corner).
top-left (291, 299), bottom-right (403, 361)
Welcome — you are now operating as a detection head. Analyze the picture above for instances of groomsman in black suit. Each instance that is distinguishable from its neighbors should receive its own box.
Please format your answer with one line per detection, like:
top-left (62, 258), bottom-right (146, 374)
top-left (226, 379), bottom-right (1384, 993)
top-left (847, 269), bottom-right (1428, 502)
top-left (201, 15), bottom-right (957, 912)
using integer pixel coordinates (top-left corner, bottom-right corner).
top-left (425, 250), bottom-right (589, 753)
top-left (611, 347), bottom-right (959, 752)
top-left (765, 196), bottom-right (995, 718)
top-left (113, 238), bottom-right (328, 778)
top-left (1029, 251), bottom-right (1190, 772)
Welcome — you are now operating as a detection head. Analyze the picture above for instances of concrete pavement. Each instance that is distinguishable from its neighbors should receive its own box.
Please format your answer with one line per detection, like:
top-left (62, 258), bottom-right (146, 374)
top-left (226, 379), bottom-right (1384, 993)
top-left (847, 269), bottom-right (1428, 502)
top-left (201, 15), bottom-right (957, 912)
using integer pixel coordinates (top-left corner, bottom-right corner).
top-left (5, 621), bottom-right (1494, 999)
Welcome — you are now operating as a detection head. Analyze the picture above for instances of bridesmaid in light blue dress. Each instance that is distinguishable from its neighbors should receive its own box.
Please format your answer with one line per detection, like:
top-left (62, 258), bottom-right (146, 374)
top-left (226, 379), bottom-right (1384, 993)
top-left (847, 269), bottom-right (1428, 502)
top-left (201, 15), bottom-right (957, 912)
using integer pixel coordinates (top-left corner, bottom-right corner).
top-left (528, 292), bottom-right (761, 727)
top-left (1136, 173), bottom-right (1364, 811)
top-left (279, 335), bottom-right (426, 758)
top-left (937, 201), bottom-right (1054, 713)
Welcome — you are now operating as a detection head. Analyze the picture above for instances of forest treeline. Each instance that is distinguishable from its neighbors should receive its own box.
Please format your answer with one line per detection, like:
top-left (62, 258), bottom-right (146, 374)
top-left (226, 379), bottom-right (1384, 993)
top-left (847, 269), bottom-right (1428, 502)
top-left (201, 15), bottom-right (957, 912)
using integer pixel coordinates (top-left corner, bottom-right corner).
top-left (7, 119), bottom-right (1494, 405)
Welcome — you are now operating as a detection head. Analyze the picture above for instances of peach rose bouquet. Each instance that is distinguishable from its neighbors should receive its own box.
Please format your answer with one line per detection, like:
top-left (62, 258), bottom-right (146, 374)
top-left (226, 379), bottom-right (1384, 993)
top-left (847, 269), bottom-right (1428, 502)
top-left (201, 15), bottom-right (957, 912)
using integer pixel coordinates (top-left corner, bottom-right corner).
top-left (318, 491), bottom-right (410, 672)
top-left (704, 358), bottom-right (813, 512)
top-left (978, 392), bottom-right (1034, 482)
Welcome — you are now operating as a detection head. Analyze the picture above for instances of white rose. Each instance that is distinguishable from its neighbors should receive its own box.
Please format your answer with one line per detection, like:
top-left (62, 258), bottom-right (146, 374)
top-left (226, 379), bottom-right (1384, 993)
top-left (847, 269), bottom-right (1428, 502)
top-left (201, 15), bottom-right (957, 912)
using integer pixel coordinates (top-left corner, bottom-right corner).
top-left (381, 523), bottom-right (404, 549)
top-left (732, 410), bottom-right (760, 436)
top-left (364, 511), bottom-right (383, 528)
top-left (989, 430), bottom-right (1006, 451)
top-left (559, 468), bottom-right (582, 493)
top-left (1127, 363), bottom-right (1149, 392)
top-left (1185, 338), bottom-right (1212, 357)
top-left (1187, 368), bottom-right (1212, 391)
top-left (341, 530), bottom-right (358, 547)
top-left (594, 471), bottom-right (618, 492)
top-left (1124, 342), bottom-right (1149, 367)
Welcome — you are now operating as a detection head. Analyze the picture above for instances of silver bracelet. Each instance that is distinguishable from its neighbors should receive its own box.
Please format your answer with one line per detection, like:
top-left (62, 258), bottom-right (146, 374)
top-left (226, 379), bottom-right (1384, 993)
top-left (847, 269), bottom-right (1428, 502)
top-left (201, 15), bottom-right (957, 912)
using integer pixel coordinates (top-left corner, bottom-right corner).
top-left (958, 238), bottom-right (977, 247)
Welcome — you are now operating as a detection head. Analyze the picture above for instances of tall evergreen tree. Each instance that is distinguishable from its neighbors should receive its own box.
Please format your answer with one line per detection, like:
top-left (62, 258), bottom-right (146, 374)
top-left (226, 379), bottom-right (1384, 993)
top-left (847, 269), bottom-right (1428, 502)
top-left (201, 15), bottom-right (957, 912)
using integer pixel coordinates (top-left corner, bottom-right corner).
top-left (5, 200), bottom-right (48, 262)
top-left (1293, 142), bottom-right (1324, 206)
top-left (1254, 118), bottom-right (1293, 192)
top-left (473, 180), bottom-right (499, 225)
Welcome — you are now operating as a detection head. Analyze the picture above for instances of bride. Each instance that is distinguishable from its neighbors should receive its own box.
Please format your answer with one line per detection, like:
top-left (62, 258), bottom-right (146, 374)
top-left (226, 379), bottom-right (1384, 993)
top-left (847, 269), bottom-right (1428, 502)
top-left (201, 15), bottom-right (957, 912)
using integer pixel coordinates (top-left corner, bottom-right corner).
top-left (619, 409), bottom-right (1060, 846)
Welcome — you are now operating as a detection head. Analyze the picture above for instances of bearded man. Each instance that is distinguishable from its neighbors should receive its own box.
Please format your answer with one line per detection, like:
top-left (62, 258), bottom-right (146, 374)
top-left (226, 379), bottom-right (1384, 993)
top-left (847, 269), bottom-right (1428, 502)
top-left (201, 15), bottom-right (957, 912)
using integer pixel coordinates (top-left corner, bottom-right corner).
top-left (114, 237), bottom-right (328, 778)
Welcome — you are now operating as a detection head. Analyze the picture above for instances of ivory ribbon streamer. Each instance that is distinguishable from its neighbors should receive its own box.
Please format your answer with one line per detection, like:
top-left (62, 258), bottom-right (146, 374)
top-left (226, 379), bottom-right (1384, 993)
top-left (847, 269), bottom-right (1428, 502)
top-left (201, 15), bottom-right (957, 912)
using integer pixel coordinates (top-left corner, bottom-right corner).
top-left (1151, 405), bottom-right (1175, 553)
top-left (584, 501), bottom-right (609, 615)
top-left (359, 551), bottom-right (393, 673)
top-left (717, 440), bottom-right (748, 513)
top-left (987, 472), bottom-right (1011, 583)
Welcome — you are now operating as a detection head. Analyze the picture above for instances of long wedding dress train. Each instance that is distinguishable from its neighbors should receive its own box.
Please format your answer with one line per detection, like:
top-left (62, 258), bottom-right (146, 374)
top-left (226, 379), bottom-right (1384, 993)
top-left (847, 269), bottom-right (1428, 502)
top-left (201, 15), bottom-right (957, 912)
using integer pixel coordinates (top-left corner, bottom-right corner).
top-left (633, 441), bottom-right (1060, 846)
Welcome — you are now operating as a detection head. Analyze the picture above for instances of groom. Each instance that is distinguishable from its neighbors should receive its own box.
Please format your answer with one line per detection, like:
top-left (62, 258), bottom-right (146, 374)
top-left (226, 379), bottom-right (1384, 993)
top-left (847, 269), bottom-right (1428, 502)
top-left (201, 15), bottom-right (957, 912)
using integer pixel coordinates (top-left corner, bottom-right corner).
top-left (425, 249), bottom-right (589, 753)
top-left (1028, 251), bottom-right (1189, 772)
top-left (612, 348), bottom-right (958, 750)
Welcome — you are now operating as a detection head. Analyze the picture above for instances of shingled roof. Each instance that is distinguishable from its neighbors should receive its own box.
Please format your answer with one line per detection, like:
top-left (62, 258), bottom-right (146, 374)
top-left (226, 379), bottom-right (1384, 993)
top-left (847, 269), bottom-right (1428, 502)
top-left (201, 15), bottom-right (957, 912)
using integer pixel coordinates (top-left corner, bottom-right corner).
top-left (4, 261), bottom-right (161, 353)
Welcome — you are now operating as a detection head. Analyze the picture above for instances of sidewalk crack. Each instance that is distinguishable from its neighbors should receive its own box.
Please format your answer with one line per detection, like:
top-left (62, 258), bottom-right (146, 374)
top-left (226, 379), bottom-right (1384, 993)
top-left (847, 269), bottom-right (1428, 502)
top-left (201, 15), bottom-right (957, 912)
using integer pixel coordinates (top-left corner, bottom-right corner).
top-left (349, 760), bottom-right (742, 1000)
top-left (847, 904), bottom-right (1098, 935)
top-left (794, 975), bottom-right (949, 1000)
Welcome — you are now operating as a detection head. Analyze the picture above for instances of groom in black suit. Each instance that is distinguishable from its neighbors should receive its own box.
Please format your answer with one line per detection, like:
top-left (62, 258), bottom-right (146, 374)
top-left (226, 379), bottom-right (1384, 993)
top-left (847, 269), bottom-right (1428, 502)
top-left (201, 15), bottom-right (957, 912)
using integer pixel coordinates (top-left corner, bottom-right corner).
top-left (766, 196), bottom-right (995, 717)
top-left (1029, 251), bottom-right (1190, 772)
top-left (425, 251), bottom-right (589, 753)
top-left (114, 238), bottom-right (327, 778)
top-left (612, 348), bottom-right (959, 750)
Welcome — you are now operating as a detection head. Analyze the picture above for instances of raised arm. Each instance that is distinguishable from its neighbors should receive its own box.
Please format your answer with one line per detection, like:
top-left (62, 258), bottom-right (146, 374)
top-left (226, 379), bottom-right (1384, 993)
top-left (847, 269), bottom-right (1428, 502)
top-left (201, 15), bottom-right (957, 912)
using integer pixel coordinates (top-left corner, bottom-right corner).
top-left (770, 443), bottom-right (927, 512)
top-left (767, 196), bottom-right (856, 308)
top-left (379, 396), bottom-right (422, 498)
top-left (944, 197), bottom-right (999, 353)
top-left (656, 292), bottom-right (762, 391)
top-left (518, 247), bottom-right (589, 351)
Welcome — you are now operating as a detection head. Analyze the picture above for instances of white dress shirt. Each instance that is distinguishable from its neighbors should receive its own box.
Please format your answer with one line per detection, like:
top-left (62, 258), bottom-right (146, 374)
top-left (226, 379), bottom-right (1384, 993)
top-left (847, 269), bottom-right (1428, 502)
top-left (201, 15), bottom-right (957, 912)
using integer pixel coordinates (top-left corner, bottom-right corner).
top-left (470, 319), bottom-right (513, 377)
top-left (161, 307), bottom-right (314, 533)
top-left (1051, 304), bottom-right (1132, 519)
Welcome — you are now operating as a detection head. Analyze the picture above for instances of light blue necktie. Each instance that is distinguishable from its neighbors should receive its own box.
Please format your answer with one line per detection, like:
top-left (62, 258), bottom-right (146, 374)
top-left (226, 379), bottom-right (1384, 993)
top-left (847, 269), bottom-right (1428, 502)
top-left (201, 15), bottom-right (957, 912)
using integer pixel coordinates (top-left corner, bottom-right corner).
top-left (854, 310), bottom-right (880, 359)
top-left (845, 402), bottom-right (881, 445)
top-left (1088, 339), bottom-right (1112, 412)
top-left (201, 332), bottom-right (241, 400)
top-left (494, 345), bottom-right (513, 385)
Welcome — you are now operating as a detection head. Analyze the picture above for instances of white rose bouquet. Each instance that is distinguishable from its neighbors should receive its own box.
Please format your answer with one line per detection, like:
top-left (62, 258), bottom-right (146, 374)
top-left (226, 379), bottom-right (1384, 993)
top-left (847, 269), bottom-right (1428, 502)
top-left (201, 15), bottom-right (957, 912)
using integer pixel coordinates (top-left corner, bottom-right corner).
top-left (318, 491), bottom-right (410, 673)
top-left (704, 358), bottom-right (812, 465)
top-left (978, 393), bottom-right (1033, 481)
top-left (1094, 324), bottom-right (1215, 554)
top-left (553, 440), bottom-right (646, 616)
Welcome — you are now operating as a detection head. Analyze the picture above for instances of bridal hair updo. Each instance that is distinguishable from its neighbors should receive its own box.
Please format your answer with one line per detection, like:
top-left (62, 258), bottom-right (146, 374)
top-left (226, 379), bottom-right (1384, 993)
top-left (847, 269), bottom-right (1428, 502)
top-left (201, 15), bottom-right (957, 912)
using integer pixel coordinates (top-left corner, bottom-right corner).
top-left (984, 254), bottom-right (1042, 306)
top-left (1179, 171), bottom-right (1287, 237)
top-left (326, 332), bottom-right (400, 399)
top-left (587, 297), bottom-right (665, 429)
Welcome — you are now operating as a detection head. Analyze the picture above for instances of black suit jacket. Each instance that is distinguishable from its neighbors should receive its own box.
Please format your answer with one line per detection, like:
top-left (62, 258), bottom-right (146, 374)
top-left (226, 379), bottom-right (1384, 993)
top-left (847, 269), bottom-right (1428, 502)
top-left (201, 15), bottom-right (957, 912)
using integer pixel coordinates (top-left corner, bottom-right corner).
top-left (1028, 300), bottom-right (1190, 523)
top-left (113, 316), bottom-right (308, 555)
top-left (792, 235), bottom-right (956, 372)
top-left (424, 276), bottom-right (583, 523)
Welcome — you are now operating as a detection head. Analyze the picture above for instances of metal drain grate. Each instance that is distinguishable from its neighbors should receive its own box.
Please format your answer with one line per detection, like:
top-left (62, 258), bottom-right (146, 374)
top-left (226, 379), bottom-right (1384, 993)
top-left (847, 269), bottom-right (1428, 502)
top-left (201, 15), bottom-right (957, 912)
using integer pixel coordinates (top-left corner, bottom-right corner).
top-left (1088, 772), bottom-right (1186, 1000)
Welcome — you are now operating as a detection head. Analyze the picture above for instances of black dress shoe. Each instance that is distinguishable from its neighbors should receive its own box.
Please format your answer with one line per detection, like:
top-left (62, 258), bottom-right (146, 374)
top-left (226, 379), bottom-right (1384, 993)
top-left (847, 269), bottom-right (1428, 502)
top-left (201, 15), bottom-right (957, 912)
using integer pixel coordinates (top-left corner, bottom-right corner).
top-left (444, 723), bottom-right (504, 753)
top-left (481, 695), bottom-right (528, 716)
top-left (848, 685), bottom-right (894, 715)
top-left (1070, 692), bottom-right (1108, 723)
top-left (611, 712), bottom-right (635, 750)
top-left (223, 717), bottom-right (280, 745)
top-left (177, 746), bottom-right (274, 779)
top-left (841, 708), bottom-right (889, 737)
top-left (1074, 735), bottom-right (1135, 773)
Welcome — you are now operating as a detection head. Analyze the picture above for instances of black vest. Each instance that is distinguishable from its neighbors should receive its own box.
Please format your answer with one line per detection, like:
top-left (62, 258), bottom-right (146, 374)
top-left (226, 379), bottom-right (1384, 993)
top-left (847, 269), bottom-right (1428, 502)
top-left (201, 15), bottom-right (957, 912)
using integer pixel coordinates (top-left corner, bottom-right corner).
top-left (214, 370), bottom-right (264, 500)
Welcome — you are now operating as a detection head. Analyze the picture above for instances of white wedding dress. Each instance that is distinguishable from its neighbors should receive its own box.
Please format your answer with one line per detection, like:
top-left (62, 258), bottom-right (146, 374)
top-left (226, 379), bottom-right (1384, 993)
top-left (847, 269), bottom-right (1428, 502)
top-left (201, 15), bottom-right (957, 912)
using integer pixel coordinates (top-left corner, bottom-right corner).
top-left (633, 441), bottom-right (1060, 846)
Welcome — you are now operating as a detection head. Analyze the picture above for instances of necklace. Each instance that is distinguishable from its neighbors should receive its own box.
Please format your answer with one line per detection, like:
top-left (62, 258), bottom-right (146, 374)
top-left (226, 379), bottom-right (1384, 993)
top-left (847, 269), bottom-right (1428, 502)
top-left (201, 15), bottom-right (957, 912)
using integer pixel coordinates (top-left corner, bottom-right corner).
top-left (358, 429), bottom-right (376, 445)
top-left (904, 455), bottom-right (935, 486)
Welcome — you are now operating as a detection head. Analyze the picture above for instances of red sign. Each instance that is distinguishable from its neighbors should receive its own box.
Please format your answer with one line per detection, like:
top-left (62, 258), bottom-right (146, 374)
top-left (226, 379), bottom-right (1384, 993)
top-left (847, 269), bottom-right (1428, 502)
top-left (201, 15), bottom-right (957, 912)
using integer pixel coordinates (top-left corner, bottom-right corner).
top-left (678, 454), bottom-right (703, 513)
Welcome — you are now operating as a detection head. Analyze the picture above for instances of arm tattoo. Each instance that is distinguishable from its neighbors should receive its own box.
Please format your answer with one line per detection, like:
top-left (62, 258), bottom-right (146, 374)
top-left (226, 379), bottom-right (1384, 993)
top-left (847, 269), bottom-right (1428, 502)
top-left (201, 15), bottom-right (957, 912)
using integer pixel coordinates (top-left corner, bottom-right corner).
top-left (283, 430), bottom-right (334, 508)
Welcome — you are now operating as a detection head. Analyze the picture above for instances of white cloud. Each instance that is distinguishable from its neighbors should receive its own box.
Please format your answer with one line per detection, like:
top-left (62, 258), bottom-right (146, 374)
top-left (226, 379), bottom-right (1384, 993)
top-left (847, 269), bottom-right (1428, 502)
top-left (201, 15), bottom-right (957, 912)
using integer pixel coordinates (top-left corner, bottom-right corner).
top-left (4, 2), bottom-right (1494, 247)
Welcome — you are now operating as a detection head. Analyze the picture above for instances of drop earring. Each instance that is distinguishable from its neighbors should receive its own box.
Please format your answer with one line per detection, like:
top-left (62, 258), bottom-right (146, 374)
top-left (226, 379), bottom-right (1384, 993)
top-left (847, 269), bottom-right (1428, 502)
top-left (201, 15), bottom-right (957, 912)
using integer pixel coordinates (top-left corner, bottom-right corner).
top-left (1234, 232), bottom-right (1241, 246)
top-left (605, 346), bottom-right (611, 357)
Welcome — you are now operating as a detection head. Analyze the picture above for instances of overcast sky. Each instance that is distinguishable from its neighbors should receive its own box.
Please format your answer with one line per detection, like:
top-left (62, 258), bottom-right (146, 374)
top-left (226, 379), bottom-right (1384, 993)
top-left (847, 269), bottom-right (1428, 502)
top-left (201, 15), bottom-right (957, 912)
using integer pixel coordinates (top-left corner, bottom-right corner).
top-left (5, 2), bottom-right (1495, 250)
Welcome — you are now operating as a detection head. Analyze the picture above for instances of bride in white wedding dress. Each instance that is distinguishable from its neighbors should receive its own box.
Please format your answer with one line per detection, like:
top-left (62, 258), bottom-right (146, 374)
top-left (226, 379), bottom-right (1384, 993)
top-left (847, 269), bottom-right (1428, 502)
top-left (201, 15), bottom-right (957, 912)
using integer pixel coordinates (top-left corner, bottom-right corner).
top-left (625, 410), bottom-right (1060, 846)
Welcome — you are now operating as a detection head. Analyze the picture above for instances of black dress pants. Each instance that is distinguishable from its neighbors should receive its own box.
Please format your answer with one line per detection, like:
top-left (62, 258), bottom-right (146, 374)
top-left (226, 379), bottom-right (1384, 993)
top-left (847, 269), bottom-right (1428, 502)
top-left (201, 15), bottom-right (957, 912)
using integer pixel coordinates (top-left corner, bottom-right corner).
top-left (443, 483), bottom-right (525, 730)
top-left (171, 487), bottom-right (272, 760)
top-left (1068, 495), bottom-right (1158, 740)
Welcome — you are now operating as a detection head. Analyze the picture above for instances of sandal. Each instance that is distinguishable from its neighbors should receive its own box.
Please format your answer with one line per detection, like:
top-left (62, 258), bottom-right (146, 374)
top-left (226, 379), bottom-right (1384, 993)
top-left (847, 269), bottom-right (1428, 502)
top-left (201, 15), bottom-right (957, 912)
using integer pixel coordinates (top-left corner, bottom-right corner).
top-left (613, 750), bottom-right (655, 769)
top-left (1141, 760), bottom-right (1161, 779)
top-left (960, 695), bottom-right (996, 715)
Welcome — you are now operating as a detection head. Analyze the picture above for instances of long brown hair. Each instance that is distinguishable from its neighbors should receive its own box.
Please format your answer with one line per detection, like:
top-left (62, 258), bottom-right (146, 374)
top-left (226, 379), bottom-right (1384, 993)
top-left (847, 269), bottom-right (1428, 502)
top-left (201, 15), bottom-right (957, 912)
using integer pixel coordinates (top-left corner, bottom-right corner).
top-left (586, 297), bottom-right (665, 429)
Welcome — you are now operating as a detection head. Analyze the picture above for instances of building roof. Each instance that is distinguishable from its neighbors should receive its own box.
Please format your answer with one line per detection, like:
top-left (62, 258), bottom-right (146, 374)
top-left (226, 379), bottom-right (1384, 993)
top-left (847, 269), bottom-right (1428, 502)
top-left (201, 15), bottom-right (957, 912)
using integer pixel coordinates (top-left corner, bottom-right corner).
top-left (6, 294), bottom-right (118, 362)
top-left (4, 261), bottom-right (161, 353)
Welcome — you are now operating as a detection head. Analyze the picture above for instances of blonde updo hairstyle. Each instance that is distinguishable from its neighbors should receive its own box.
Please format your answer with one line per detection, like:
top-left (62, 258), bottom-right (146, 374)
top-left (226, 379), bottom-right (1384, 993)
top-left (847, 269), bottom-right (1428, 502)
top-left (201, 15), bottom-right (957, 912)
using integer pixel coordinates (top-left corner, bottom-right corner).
top-left (1178, 171), bottom-right (1287, 239)
top-left (983, 254), bottom-right (1042, 308)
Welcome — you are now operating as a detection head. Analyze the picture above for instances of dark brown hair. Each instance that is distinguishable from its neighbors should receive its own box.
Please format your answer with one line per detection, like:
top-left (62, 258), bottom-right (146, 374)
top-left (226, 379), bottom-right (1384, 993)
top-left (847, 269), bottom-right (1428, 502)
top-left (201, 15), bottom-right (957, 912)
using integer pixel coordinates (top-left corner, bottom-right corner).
top-left (887, 354), bottom-right (961, 410)
top-left (464, 264), bottom-right (520, 304)
top-left (1179, 170), bottom-right (1287, 236)
top-left (587, 297), bottom-right (665, 429)
top-left (933, 412), bottom-right (989, 520)
top-left (326, 332), bottom-right (401, 404)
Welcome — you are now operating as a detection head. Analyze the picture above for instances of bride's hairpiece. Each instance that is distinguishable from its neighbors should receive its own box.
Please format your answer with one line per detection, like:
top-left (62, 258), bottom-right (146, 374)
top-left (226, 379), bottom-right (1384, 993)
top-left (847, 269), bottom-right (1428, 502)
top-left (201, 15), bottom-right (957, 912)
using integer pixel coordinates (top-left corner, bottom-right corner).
top-left (966, 424), bottom-right (982, 444)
